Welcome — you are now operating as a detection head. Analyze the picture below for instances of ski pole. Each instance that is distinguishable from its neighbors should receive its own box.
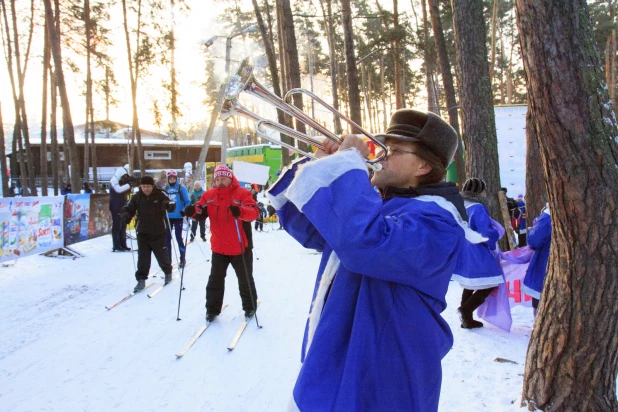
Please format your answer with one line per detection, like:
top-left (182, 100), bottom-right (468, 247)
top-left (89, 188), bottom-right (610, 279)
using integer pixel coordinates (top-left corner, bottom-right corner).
top-left (233, 218), bottom-right (261, 328)
top-left (165, 211), bottom-right (181, 268)
top-left (176, 216), bottom-right (191, 321)
top-left (128, 218), bottom-right (137, 272)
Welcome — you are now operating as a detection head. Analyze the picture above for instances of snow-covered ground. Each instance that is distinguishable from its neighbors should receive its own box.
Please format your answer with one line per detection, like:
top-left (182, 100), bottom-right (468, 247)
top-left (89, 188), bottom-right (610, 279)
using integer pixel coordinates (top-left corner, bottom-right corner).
top-left (0, 215), bottom-right (534, 411)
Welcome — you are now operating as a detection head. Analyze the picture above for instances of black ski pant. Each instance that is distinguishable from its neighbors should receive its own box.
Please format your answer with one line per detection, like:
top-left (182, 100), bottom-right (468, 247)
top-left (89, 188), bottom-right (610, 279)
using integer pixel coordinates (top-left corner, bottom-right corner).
top-left (206, 250), bottom-right (257, 315)
top-left (111, 211), bottom-right (127, 249)
top-left (191, 219), bottom-right (206, 239)
top-left (135, 233), bottom-right (173, 280)
top-left (254, 220), bottom-right (263, 231)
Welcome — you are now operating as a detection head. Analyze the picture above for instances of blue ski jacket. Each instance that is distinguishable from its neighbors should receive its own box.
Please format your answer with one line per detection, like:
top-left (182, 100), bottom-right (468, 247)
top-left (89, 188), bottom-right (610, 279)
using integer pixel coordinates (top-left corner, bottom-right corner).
top-left (268, 150), bottom-right (484, 412)
top-left (163, 181), bottom-right (190, 219)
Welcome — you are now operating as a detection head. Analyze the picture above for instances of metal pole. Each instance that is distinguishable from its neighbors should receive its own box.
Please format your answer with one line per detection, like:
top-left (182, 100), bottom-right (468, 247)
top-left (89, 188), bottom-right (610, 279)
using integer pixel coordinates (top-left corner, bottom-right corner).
top-left (176, 216), bottom-right (191, 321)
top-left (220, 36), bottom-right (233, 166)
top-left (233, 218), bottom-right (261, 328)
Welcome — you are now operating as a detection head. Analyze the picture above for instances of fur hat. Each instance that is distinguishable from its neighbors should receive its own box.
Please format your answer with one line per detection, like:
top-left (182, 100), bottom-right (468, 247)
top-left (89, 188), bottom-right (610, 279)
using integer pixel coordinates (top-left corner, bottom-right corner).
top-left (462, 178), bottom-right (487, 194)
top-left (214, 165), bottom-right (233, 179)
top-left (140, 176), bottom-right (155, 186)
top-left (375, 109), bottom-right (459, 167)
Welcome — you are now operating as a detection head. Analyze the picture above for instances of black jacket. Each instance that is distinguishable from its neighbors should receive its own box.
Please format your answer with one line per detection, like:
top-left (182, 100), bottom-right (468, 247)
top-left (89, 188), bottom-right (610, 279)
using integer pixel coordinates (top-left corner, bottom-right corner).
top-left (121, 187), bottom-right (175, 236)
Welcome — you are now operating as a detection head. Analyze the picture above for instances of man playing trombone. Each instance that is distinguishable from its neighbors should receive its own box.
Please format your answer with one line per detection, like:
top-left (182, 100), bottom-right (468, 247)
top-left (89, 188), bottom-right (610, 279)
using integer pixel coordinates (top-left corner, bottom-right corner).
top-left (268, 109), bottom-right (483, 411)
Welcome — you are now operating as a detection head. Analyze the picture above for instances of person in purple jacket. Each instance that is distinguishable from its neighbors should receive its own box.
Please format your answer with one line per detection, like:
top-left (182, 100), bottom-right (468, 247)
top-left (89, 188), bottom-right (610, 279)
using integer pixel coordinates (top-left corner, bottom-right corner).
top-left (268, 109), bottom-right (485, 412)
top-left (453, 177), bottom-right (504, 329)
top-left (522, 204), bottom-right (552, 313)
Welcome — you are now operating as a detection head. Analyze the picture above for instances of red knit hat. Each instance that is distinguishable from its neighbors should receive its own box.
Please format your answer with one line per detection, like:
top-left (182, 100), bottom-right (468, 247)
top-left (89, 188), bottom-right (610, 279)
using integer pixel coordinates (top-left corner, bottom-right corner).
top-left (214, 164), bottom-right (233, 179)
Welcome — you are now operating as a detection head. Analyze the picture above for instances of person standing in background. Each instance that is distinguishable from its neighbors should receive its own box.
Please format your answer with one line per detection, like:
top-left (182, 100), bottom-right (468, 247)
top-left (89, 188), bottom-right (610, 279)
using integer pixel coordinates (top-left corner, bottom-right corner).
top-left (163, 170), bottom-right (190, 268)
top-left (109, 164), bottom-right (133, 252)
top-left (189, 181), bottom-right (206, 242)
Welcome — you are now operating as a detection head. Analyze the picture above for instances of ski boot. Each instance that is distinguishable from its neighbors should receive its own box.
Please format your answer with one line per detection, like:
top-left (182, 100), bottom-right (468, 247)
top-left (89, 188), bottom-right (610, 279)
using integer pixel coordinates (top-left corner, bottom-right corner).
top-left (164, 272), bottom-right (172, 285)
top-left (457, 307), bottom-right (483, 329)
top-left (134, 279), bottom-right (146, 293)
top-left (205, 313), bottom-right (217, 323)
top-left (244, 310), bottom-right (255, 320)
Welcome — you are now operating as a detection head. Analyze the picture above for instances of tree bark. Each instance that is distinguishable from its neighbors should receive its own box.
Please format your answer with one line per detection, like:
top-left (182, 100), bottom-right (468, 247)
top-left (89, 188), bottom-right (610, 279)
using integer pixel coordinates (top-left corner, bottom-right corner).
top-left (393, 0), bottom-right (404, 109)
top-left (340, 0), bottom-right (362, 128)
top-left (318, 0), bottom-right (343, 134)
top-left (44, 0), bottom-right (81, 193)
top-left (451, 0), bottom-right (503, 225)
top-left (10, 0), bottom-right (37, 195)
top-left (0, 103), bottom-right (9, 197)
top-left (515, 1), bottom-right (618, 409)
top-left (50, 68), bottom-right (59, 196)
top-left (121, 0), bottom-right (145, 176)
top-left (40, 17), bottom-right (50, 196)
top-left (524, 107), bottom-right (546, 222)
top-left (421, 0), bottom-right (439, 115)
top-left (428, 0), bottom-right (465, 186)
top-left (489, 0), bottom-right (500, 85)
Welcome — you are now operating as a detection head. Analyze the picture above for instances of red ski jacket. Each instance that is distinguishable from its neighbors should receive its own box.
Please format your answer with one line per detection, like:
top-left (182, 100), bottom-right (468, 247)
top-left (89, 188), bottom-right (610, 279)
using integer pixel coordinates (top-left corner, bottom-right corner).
top-left (195, 176), bottom-right (259, 255)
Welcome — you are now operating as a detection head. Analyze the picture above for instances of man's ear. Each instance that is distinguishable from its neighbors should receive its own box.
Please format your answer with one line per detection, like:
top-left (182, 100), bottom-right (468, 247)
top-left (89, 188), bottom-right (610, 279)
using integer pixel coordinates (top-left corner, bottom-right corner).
top-left (416, 161), bottom-right (433, 177)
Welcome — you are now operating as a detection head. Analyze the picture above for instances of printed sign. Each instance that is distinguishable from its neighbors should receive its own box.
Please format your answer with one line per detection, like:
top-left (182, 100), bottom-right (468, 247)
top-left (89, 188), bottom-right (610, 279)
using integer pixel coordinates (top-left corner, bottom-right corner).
top-left (0, 196), bottom-right (65, 262)
top-left (64, 194), bottom-right (91, 246)
top-left (88, 194), bottom-right (113, 240)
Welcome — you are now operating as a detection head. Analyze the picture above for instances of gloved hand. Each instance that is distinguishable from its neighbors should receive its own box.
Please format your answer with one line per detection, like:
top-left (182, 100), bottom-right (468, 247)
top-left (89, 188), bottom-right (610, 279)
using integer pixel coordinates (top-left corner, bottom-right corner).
top-left (120, 212), bottom-right (131, 226)
top-left (229, 205), bottom-right (241, 218)
top-left (183, 205), bottom-right (195, 217)
top-left (162, 200), bottom-right (176, 213)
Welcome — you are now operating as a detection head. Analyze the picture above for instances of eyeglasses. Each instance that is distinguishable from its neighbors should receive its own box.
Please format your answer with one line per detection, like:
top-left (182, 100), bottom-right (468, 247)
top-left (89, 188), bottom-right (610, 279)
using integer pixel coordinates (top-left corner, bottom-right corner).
top-left (376, 146), bottom-right (418, 158)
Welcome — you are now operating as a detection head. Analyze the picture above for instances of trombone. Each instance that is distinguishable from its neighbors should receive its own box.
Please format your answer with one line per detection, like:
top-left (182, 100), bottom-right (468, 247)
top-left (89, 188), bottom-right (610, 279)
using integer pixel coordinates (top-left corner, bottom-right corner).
top-left (222, 57), bottom-right (387, 170)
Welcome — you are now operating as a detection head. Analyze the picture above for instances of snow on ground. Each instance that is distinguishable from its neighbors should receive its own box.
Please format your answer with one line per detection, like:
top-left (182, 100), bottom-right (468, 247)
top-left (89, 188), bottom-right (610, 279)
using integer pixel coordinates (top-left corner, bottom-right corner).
top-left (0, 217), bottom-right (534, 411)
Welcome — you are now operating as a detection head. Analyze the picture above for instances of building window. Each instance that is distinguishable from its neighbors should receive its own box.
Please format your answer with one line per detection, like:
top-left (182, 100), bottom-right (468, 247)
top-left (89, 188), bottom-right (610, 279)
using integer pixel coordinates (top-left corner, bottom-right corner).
top-left (145, 150), bottom-right (171, 160)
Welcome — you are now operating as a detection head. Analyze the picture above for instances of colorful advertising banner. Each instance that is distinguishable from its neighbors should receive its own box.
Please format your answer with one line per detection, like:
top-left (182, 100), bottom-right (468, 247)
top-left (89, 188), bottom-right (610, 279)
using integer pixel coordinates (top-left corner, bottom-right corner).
top-left (0, 196), bottom-right (65, 263)
top-left (64, 194), bottom-right (91, 246)
top-left (88, 194), bottom-right (113, 240)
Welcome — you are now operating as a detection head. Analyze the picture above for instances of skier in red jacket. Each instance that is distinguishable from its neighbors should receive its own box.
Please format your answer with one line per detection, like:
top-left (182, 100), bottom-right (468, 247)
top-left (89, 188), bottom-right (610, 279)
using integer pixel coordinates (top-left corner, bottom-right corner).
top-left (183, 164), bottom-right (260, 322)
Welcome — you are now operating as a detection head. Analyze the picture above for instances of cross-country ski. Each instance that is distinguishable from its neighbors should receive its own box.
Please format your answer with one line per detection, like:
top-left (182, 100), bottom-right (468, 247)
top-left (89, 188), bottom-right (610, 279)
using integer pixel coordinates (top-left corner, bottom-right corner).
top-left (176, 304), bottom-right (229, 358)
top-left (227, 301), bottom-right (262, 351)
top-left (105, 281), bottom-right (156, 310)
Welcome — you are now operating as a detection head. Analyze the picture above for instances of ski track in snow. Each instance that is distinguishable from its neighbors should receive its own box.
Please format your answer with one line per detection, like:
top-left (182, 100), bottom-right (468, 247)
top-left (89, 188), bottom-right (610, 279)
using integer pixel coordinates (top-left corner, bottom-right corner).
top-left (0, 213), bottom-right (533, 411)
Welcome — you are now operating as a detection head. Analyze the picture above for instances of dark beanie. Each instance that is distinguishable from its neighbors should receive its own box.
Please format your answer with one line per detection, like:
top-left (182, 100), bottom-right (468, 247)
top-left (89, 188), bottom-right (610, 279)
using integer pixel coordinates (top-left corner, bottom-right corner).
top-left (375, 109), bottom-right (459, 167)
top-left (462, 178), bottom-right (487, 194)
top-left (140, 176), bottom-right (155, 186)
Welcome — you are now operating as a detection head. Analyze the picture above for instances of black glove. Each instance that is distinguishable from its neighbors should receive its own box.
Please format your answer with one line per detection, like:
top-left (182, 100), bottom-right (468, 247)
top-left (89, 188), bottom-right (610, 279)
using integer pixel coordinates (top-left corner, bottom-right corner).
top-left (120, 212), bottom-right (131, 226)
top-left (163, 200), bottom-right (176, 213)
top-left (183, 205), bottom-right (195, 218)
top-left (229, 205), bottom-right (241, 218)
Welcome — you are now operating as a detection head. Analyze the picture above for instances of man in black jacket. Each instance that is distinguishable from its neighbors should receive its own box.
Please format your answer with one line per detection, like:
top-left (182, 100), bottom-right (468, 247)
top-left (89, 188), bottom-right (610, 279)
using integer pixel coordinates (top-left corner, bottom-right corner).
top-left (121, 176), bottom-right (176, 292)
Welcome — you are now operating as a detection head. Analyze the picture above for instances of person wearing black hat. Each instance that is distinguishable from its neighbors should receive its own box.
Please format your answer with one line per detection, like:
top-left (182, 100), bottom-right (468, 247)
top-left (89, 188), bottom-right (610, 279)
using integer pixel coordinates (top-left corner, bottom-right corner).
top-left (453, 178), bottom-right (506, 329)
top-left (267, 109), bottom-right (485, 411)
top-left (120, 176), bottom-right (176, 292)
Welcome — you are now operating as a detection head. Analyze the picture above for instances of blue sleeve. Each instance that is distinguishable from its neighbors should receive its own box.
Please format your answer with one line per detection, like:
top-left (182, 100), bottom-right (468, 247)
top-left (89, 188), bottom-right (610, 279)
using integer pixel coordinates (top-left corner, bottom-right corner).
top-left (267, 157), bottom-right (325, 250)
top-left (181, 186), bottom-right (190, 210)
top-left (286, 150), bottom-right (461, 289)
top-left (468, 205), bottom-right (500, 250)
top-left (527, 213), bottom-right (552, 250)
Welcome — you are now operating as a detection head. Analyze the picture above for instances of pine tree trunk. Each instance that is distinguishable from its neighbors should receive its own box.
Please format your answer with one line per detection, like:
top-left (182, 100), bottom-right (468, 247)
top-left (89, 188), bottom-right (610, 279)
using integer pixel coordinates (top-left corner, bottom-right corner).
top-left (393, 0), bottom-right (404, 109)
top-left (50, 69), bottom-right (59, 196)
top-left (428, 0), bottom-right (465, 186)
top-left (0, 103), bottom-right (8, 196)
top-left (10, 0), bottom-right (37, 195)
top-left (452, 0), bottom-right (503, 223)
top-left (40, 18), bottom-right (50, 196)
top-left (515, 1), bottom-right (618, 409)
top-left (318, 0), bottom-right (343, 134)
top-left (489, 0), bottom-right (500, 85)
top-left (44, 0), bottom-right (80, 194)
top-left (421, 0), bottom-right (439, 115)
top-left (340, 0), bottom-right (362, 128)
top-left (524, 108), bottom-right (546, 222)
top-left (122, 0), bottom-right (145, 176)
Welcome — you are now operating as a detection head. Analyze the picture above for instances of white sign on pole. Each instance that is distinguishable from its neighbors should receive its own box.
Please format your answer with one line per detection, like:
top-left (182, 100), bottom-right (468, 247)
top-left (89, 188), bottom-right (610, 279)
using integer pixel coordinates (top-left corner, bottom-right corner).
top-left (232, 161), bottom-right (270, 185)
